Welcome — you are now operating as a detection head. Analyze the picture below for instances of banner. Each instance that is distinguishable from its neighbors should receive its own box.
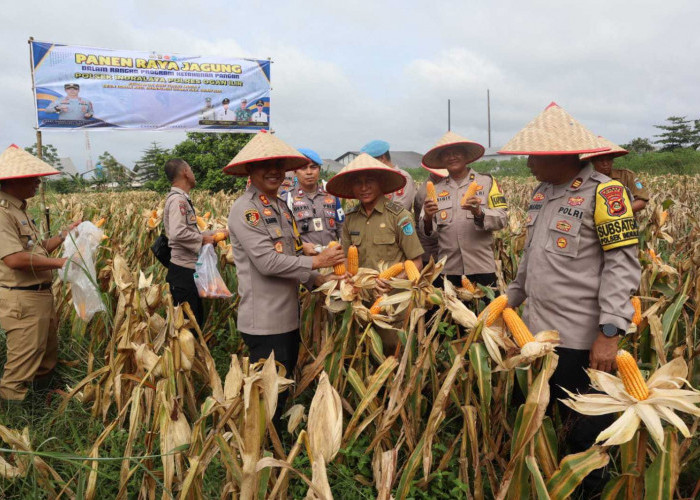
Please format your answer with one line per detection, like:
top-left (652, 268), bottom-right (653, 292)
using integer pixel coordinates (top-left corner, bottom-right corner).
top-left (30, 41), bottom-right (271, 132)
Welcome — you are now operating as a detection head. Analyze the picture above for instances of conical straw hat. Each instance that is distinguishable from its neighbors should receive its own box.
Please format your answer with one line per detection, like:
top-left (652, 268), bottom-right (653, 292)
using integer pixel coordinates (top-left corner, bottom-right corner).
top-left (421, 131), bottom-right (485, 176)
top-left (223, 131), bottom-right (309, 175)
top-left (499, 102), bottom-right (610, 155)
top-left (0, 144), bottom-right (61, 181)
top-left (325, 153), bottom-right (406, 199)
top-left (580, 136), bottom-right (628, 161)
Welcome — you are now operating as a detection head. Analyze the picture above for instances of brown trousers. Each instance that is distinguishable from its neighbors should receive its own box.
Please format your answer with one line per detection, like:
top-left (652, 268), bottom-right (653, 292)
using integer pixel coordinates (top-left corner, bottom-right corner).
top-left (0, 289), bottom-right (58, 400)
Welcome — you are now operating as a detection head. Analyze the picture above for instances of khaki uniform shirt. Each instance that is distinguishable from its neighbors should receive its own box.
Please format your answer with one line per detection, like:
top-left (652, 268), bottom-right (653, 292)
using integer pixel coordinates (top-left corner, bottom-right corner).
top-left (611, 169), bottom-right (650, 202)
top-left (413, 182), bottom-right (439, 263)
top-left (228, 185), bottom-right (316, 336)
top-left (340, 197), bottom-right (424, 270)
top-left (284, 185), bottom-right (342, 246)
top-left (0, 192), bottom-right (53, 287)
top-left (163, 187), bottom-right (202, 269)
top-left (420, 169), bottom-right (508, 275)
top-left (506, 164), bottom-right (641, 350)
top-left (385, 167), bottom-right (416, 211)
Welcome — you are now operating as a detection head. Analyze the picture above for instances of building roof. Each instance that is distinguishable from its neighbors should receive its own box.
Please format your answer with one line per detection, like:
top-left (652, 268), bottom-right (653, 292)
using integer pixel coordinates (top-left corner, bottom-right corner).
top-left (322, 158), bottom-right (344, 173)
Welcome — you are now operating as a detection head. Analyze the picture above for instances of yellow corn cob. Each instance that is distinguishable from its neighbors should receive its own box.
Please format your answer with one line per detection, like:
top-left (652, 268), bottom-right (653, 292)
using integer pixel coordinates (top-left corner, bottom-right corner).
top-left (378, 262), bottom-right (404, 280)
top-left (369, 296), bottom-right (384, 315)
top-left (196, 216), bottom-right (208, 231)
top-left (631, 297), bottom-right (642, 326)
top-left (95, 217), bottom-right (106, 228)
top-left (213, 231), bottom-right (228, 243)
top-left (151, 209), bottom-right (158, 218)
top-left (658, 210), bottom-right (668, 227)
top-left (476, 294), bottom-right (508, 326)
top-left (347, 245), bottom-right (359, 276)
top-left (616, 350), bottom-right (649, 400)
top-left (404, 260), bottom-right (420, 282)
top-left (204, 211), bottom-right (211, 220)
top-left (461, 276), bottom-right (476, 293)
top-left (460, 182), bottom-right (483, 206)
top-left (327, 241), bottom-right (346, 275)
top-left (426, 181), bottom-right (437, 203)
top-left (502, 308), bottom-right (535, 347)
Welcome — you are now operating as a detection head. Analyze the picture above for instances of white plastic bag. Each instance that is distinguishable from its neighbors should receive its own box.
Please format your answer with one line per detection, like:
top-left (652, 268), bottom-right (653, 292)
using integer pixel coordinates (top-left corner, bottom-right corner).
top-left (194, 244), bottom-right (232, 298)
top-left (60, 221), bottom-right (107, 321)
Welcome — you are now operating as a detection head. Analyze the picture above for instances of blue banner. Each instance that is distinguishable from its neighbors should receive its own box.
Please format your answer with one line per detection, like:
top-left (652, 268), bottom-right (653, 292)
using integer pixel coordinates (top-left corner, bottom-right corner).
top-left (31, 41), bottom-right (271, 132)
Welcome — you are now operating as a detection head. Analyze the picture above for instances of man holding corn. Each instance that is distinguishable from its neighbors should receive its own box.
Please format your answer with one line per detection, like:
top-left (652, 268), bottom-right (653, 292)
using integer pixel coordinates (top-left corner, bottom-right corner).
top-left (499, 102), bottom-right (641, 495)
top-left (420, 131), bottom-right (508, 293)
top-left (0, 145), bottom-right (79, 404)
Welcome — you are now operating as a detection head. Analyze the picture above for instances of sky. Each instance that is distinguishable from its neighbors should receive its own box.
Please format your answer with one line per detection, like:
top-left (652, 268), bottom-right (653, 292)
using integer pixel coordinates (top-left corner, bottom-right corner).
top-left (1, 0), bottom-right (699, 173)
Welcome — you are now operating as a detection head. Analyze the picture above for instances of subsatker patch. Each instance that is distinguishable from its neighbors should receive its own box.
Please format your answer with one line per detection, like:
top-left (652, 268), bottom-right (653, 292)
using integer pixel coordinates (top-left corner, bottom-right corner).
top-left (594, 180), bottom-right (638, 250)
top-left (487, 179), bottom-right (507, 209)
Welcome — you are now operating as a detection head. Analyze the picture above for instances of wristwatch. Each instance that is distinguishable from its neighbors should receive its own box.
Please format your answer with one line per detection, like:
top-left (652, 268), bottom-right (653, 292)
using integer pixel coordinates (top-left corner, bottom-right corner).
top-left (600, 323), bottom-right (624, 338)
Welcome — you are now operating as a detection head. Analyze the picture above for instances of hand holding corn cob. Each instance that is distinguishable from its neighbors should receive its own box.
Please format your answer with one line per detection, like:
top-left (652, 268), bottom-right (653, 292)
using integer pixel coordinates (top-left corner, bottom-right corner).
top-left (460, 182), bottom-right (484, 216)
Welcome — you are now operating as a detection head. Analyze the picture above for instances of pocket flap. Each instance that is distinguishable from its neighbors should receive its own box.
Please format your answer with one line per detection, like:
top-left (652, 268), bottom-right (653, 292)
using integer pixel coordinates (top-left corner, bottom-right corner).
top-left (373, 232), bottom-right (395, 245)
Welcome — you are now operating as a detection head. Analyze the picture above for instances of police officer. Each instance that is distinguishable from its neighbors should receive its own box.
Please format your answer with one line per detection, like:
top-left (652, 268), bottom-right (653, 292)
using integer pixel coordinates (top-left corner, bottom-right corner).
top-left (421, 131), bottom-right (508, 291)
top-left (200, 97), bottom-right (216, 121)
top-left (163, 158), bottom-right (221, 327)
top-left (360, 140), bottom-right (416, 211)
top-left (500, 102), bottom-right (641, 495)
top-left (284, 148), bottom-right (342, 249)
top-left (0, 145), bottom-right (80, 403)
top-left (225, 131), bottom-right (344, 424)
top-left (581, 136), bottom-right (649, 213)
top-left (51, 83), bottom-right (93, 121)
top-left (216, 98), bottom-right (236, 121)
top-left (235, 98), bottom-right (252, 122)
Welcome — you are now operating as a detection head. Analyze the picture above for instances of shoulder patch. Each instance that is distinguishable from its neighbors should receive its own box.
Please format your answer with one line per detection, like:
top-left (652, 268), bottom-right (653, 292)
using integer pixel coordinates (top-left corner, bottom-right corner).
top-left (487, 178), bottom-right (507, 209)
top-left (244, 209), bottom-right (261, 227)
top-left (594, 181), bottom-right (638, 251)
top-left (385, 201), bottom-right (402, 214)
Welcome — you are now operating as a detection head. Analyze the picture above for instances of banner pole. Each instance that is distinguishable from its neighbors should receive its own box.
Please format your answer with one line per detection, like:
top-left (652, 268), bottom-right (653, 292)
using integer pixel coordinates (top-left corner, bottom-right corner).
top-left (28, 37), bottom-right (51, 233)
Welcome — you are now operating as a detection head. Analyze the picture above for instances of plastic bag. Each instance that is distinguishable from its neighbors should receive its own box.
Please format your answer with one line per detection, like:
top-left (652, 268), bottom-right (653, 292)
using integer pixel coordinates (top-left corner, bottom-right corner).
top-left (194, 244), bottom-right (232, 298)
top-left (60, 221), bottom-right (107, 321)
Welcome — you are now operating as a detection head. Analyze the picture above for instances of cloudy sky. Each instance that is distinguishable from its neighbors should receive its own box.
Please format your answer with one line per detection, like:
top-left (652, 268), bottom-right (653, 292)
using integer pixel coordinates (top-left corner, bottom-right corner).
top-left (1, 0), bottom-right (698, 172)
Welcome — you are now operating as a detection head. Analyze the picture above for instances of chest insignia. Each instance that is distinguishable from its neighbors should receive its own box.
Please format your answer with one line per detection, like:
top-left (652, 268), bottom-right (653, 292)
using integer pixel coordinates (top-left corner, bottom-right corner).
top-left (263, 208), bottom-right (273, 217)
top-left (259, 194), bottom-right (271, 206)
top-left (568, 196), bottom-right (585, 206)
top-left (556, 220), bottom-right (572, 232)
top-left (556, 237), bottom-right (568, 248)
top-left (533, 192), bottom-right (545, 202)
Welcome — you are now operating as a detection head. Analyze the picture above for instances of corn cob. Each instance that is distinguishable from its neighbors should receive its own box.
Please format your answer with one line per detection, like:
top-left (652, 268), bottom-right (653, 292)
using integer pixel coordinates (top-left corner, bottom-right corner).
top-left (213, 231), bottom-right (228, 243)
top-left (658, 210), bottom-right (668, 226)
top-left (616, 350), bottom-right (649, 400)
top-left (460, 182), bottom-right (483, 206)
top-left (426, 181), bottom-right (437, 203)
top-left (327, 241), bottom-right (346, 275)
top-left (204, 211), bottom-right (211, 220)
top-left (347, 245), bottom-right (359, 275)
top-left (461, 276), bottom-right (476, 293)
top-left (95, 217), bottom-right (106, 228)
top-left (378, 262), bottom-right (404, 280)
top-left (503, 308), bottom-right (536, 347)
top-left (404, 260), bottom-right (420, 282)
top-left (196, 216), bottom-right (208, 231)
top-left (631, 297), bottom-right (642, 326)
top-left (151, 209), bottom-right (158, 218)
top-left (369, 296), bottom-right (384, 315)
top-left (476, 294), bottom-right (508, 326)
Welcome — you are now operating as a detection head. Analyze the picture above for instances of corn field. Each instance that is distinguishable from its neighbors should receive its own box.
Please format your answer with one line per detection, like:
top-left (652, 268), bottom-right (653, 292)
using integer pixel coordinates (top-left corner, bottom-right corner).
top-left (0, 174), bottom-right (698, 499)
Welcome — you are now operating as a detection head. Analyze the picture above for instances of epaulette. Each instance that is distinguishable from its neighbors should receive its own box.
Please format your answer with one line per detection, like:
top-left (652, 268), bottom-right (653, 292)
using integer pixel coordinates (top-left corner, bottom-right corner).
top-left (385, 201), bottom-right (402, 215)
top-left (345, 204), bottom-right (359, 215)
top-left (590, 170), bottom-right (611, 184)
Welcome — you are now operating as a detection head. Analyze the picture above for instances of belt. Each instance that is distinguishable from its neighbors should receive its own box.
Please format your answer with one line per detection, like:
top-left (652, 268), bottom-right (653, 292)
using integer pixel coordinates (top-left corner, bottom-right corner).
top-left (0, 282), bottom-right (53, 291)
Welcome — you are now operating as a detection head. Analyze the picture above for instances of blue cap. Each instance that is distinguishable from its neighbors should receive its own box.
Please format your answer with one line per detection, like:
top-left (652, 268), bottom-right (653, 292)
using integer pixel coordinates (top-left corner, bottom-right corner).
top-left (360, 140), bottom-right (390, 158)
top-left (298, 148), bottom-right (323, 167)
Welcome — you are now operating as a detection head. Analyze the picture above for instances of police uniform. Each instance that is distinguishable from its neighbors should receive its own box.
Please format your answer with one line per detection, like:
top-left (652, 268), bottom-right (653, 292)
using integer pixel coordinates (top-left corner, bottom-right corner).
top-left (163, 187), bottom-right (205, 326)
top-left (285, 185), bottom-right (342, 246)
top-left (0, 192), bottom-right (57, 401)
top-left (413, 181), bottom-right (440, 264)
top-left (385, 167), bottom-right (416, 211)
top-left (609, 169), bottom-right (649, 203)
top-left (340, 197), bottom-right (423, 270)
top-left (422, 169), bottom-right (507, 287)
top-left (52, 97), bottom-right (93, 121)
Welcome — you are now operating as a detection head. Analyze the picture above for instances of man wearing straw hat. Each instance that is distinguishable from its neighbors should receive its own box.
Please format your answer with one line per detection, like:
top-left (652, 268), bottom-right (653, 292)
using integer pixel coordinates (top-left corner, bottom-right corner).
top-left (499, 102), bottom-right (641, 494)
top-left (0, 145), bottom-right (79, 404)
top-left (360, 140), bottom-right (416, 211)
top-left (225, 131), bottom-right (345, 425)
top-left (420, 131), bottom-right (508, 294)
top-left (580, 137), bottom-right (649, 213)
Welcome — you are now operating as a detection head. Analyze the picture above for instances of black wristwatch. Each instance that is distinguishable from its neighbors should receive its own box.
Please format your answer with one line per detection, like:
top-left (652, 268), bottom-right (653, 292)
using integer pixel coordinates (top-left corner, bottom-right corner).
top-left (600, 323), bottom-right (624, 338)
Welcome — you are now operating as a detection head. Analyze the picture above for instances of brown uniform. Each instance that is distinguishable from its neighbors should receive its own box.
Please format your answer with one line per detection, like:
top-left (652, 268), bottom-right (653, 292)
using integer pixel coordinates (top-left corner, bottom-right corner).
top-left (413, 182), bottom-right (440, 264)
top-left (0, 192), bottom-right (57, 400)
top-left (420, 169), bottom-right (508, 275)
top-left (385, 167), bottom-right (416, 211)
top-left (340, 197), bottom-right (423, 270)
top-left (228, 185), bottom-right (317, 335)
top-left (610, 169), bottom-right (650, 202)
top-left (506, 164), bottom-right (641, 349)
top-left (163, 187), bottom-right (202, 269)
top-left (284, 185), bottom-right (342, 246)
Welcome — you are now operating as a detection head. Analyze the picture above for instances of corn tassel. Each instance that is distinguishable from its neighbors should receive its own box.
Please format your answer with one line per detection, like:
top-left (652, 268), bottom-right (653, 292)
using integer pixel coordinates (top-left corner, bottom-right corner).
top-left (476, 294), bottom-right (508, 326)
top-left (426, 181), bottom-right (437, 203)
top-left (370, 296), bottom-right (384, 315)
top-left (461, 276), bottom-right (476, 293)
top-left (378, 263), bottom-right (404, 280)
top-left (631, 297), bottom-right (642, 326)
top-left (347, 245), bottom-right (359, 275)
top-left (503, 308), bottom-right (535, 347)
top-left (616, 350), bottom-right (649, 400)
top-left (460, 182), bottom-right (483, 206)
top-left (404, 260), bottom-right (420, 282)
top-left (327, 241), bottom-right (346, 275)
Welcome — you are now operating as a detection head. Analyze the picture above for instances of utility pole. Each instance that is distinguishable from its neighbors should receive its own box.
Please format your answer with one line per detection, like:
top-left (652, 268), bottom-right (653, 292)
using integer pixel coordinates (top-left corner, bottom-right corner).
top-left (448, 99), bottom-right (451, 131)
top-left (487, 89), bottom-right (492, 148)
